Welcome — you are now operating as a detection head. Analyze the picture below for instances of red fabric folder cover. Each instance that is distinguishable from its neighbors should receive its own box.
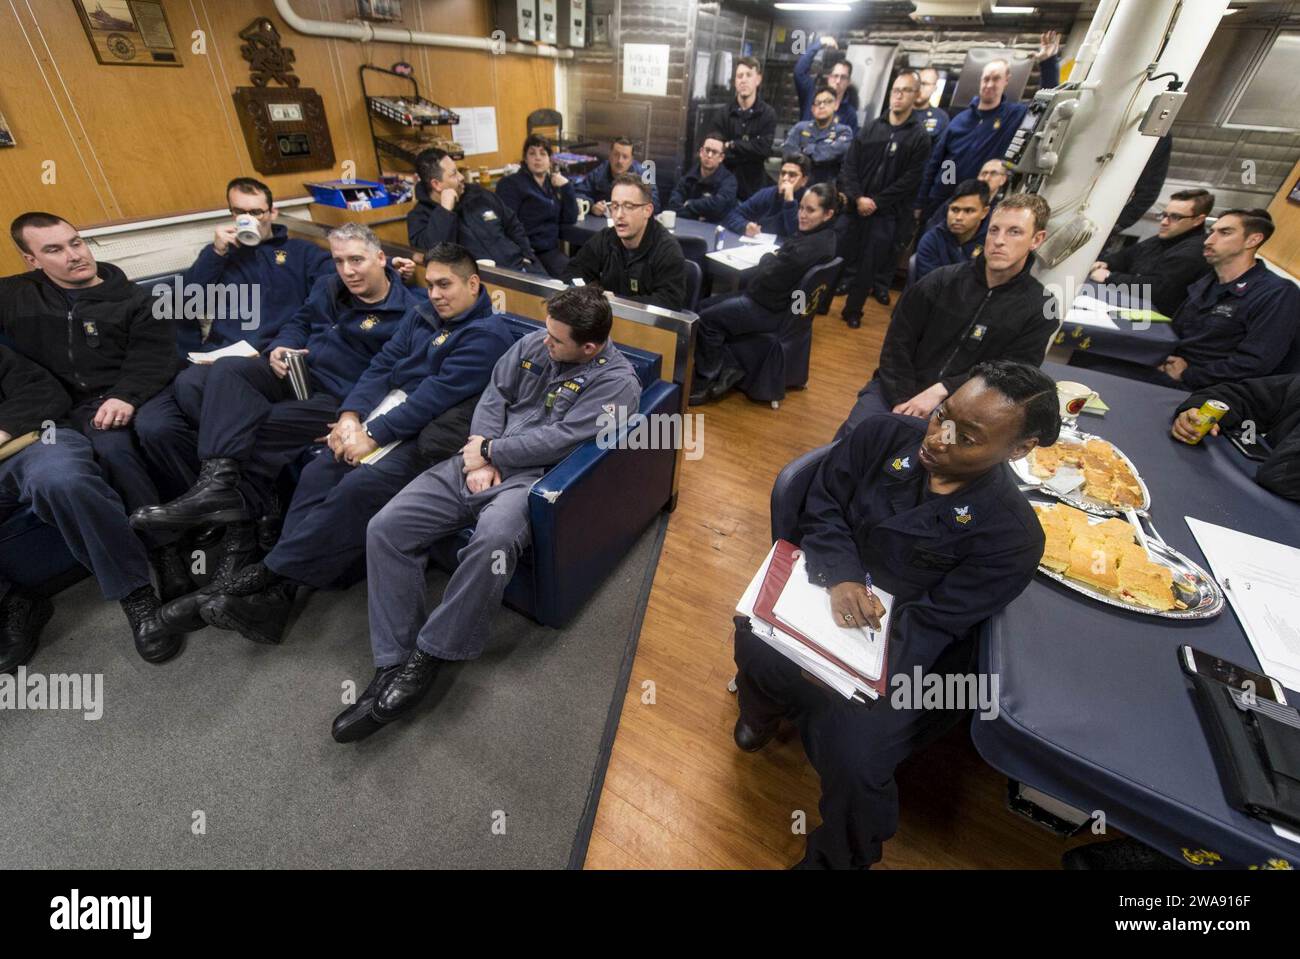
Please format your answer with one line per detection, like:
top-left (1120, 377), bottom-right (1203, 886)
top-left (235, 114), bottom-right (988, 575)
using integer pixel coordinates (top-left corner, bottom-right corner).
top-left (751, 539), bottom-right (890, 700)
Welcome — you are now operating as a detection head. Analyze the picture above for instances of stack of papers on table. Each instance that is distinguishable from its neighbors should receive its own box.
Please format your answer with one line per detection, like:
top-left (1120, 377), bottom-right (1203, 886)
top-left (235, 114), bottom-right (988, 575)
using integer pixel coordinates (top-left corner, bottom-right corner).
top-left (1186, 518), bottom-right (1300, 693)
top-left (736, 540), bottom-right (892, 701)
top-left (1063, 295), bottom-right (1120, 330)
top-left (707, 242), bottom-right (777, 271)
top-left (187, 339), bottom-right (260, 364)
top-left (738, 232), bottom-right (778, 245)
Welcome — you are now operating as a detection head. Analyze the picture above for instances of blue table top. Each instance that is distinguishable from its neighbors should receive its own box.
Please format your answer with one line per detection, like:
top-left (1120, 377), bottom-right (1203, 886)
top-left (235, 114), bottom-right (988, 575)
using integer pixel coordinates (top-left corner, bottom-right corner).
top-left (1061, 289), bottom-right (1179, 367)
top-left (973, 360), bottom-right (1300, 868)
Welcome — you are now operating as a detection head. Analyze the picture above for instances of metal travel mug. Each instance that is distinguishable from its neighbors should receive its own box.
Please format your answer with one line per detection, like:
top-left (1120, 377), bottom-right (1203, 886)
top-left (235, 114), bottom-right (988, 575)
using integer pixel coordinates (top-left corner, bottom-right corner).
top-left (284, 350), bottom-right (311, 401)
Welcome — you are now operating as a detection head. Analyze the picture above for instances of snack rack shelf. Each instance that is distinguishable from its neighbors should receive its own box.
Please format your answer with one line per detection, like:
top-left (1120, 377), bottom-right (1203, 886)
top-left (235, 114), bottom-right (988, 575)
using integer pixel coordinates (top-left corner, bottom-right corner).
top-left (360, 65), bottom-right (464, 180)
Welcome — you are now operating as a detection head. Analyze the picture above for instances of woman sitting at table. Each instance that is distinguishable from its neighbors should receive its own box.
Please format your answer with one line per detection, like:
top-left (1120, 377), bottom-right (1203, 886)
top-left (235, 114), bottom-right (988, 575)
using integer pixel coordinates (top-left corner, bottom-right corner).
top-left (734, 360), bottom-right (1061, 869)
top-left (689, 182), bottom-right (838, 405)
top-left (494, 134), bottom-right (579, 278)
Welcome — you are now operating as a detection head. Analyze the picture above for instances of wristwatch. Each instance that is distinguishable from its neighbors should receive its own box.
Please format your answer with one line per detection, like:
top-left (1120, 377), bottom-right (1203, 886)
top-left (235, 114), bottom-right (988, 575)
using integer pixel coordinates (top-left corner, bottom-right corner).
top-left (363, 424), bottom-right (375, 441)
top-left (480, 439), bottom-right (492, 463)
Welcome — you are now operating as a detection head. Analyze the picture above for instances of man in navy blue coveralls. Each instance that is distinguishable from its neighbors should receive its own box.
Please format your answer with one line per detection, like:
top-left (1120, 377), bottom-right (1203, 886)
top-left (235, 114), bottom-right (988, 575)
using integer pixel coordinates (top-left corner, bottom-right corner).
top-left (131, 224), bottom-right (423, 536)
top-left (733, 362), bottom-right (1058, 868)
top-left (193, 243), bottom-right (515, 646)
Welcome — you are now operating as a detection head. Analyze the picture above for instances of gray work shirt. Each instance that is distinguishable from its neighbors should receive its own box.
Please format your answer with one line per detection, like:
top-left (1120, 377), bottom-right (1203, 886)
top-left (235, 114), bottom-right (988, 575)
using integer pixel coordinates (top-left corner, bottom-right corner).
top-left (472, 329), bottom-right (643, 479)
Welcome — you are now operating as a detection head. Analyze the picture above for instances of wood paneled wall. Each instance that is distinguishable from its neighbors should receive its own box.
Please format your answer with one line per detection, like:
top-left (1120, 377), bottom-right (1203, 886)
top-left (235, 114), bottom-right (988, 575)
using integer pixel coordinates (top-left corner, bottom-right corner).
top-left (1265, 157), bottom-right (1300, 281)
top-left (0, 0), bottom-right (556, 273)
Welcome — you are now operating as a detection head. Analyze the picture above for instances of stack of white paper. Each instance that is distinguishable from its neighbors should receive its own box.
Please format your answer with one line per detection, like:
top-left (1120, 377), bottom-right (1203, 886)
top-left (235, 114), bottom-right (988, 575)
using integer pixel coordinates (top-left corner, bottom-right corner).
top-left (359, 389), bottom-right (407, 466)
top-left (187, 339), bottom-right (259, 364)
top-left (738, 232), bottom-right (779, 245)
top-left (707, 243), bottom-right (778, 271)
top-left (1185, 518), bottom-right (1300, 693)
top-left (1063, 294), bottom-right (1120, 331)
top-left (735, 542), bottom-right (892, 701)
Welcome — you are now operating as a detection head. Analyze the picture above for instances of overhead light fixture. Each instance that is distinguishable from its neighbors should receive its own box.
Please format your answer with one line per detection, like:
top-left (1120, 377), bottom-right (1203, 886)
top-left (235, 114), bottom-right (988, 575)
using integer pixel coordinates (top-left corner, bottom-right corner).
top-left (773, 3), bottom-right (853, 10)
top-left (991, 5), bottom-right (1038, 12)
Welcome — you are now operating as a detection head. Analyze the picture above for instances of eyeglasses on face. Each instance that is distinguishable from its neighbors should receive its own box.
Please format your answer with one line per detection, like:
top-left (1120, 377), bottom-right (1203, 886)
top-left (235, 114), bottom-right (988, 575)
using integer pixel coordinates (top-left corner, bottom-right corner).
top-left (1159, 211), bottom-right (1191, 222)
top-left (230, 207), bottom-right (270, 217)
top-left (606, 201), bottom-right (649, 214)
top-left (700, 146), bottom-right (724, 157)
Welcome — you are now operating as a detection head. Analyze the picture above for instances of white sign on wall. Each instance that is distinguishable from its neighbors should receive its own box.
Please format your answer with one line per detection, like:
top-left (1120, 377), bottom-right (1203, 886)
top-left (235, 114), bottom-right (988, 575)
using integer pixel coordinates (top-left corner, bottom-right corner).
top-left (623, 43), bottom-right (670, 97)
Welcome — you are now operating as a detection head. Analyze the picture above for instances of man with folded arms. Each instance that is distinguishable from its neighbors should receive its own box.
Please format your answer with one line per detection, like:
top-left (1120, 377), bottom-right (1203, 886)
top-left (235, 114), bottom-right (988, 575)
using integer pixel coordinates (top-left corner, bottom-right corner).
top-left (331, 285), bottom-right (641, 742)
top-left (190, 243), bottom-right (514, 645)
top-left (2, 212), bottom-right (186, 600)
top-left (131, 224), bottom-right (421, 544)
top-left (0, 346), bottom-right (180, 669)
top-left (837, 194), bottom-right (1057, 438)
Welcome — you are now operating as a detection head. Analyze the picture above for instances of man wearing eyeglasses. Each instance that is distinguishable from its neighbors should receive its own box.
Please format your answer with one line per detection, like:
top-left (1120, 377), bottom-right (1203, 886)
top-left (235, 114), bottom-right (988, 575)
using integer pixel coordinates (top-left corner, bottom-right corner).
top-left (782, 85), bottom-right (854, 186)
top-left (181, 178), bottom-right (336, 355)
top-left (562, 175), bottom-right (688, 311)
top-left (667, 133), bottom-right (738, 224)
top-left (1088, 189), bottom-right (1213, 317)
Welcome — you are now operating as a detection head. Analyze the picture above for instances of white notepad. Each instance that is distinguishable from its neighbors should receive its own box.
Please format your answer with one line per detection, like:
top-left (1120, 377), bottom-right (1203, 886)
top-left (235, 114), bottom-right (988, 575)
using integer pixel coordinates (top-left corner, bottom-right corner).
top-left (187, 339), bottom-right (259, 364)
top-left (359, 389), bottom-right (407, 465)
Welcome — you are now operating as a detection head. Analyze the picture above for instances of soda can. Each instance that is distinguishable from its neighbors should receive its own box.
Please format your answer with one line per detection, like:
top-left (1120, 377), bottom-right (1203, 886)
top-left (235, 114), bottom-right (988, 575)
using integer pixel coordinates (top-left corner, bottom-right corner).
top-left (1189, 399), bottom-right (1229, 444)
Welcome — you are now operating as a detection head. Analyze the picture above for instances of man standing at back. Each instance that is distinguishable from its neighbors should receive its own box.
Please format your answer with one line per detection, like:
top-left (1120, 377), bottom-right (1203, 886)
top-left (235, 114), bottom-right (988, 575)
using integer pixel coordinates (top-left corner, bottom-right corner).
top-left (915, 32), bottom-right (1060, 225)
top-left (719, 56), bottom-right (778, 200)
top-left (838, 71), bottom-right (931, 326)
top-left (794, 36), bottom-right (859, 135)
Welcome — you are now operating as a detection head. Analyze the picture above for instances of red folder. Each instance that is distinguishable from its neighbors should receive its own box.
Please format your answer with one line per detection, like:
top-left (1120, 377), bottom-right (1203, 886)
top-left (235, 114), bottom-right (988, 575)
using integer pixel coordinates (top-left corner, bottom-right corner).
top-left (751, 539), bottom-right (890, 700)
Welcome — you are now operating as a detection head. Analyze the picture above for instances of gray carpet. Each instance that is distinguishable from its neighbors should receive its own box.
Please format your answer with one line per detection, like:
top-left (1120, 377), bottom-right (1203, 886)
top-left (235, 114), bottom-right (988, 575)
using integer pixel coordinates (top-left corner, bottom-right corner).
top-left (0, 516), bottom-right (666, 869)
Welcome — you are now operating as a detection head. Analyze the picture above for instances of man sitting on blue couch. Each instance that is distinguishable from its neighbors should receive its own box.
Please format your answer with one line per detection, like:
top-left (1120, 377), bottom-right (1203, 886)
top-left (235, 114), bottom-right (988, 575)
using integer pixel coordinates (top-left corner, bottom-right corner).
top-left (0, 346), bottom-right (181, 670)
top-left (131, 224), bottom-right (422, 538)
top-left (2, 211), bottom-right (186, 599)
top-left (185, 243), bottom-right (515, 645)
top-left (331, 284), bottom-right (642, 743)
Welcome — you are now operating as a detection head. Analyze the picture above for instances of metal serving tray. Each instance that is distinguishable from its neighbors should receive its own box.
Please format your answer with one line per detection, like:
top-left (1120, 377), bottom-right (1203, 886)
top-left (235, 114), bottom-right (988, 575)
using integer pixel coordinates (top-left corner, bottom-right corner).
top-left (1012, 427), bottom-right (1152, 516)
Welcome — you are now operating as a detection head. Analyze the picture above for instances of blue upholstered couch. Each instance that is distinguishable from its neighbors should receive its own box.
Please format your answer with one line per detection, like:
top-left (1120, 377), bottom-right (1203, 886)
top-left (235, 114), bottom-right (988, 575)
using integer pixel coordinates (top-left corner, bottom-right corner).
top-left (0, 311), bottom-right (680, 628)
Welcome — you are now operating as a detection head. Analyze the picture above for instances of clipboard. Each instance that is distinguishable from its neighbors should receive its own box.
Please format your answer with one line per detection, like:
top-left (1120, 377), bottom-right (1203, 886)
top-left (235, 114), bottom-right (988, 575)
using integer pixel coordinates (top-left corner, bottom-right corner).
top-left (752, 539), bottom-right (891, 701)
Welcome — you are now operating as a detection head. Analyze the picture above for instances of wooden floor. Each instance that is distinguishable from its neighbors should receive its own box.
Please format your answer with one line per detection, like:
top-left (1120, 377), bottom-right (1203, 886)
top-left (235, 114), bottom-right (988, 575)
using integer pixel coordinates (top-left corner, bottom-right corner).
top-left (583, 292), bottom-right (1092, 869)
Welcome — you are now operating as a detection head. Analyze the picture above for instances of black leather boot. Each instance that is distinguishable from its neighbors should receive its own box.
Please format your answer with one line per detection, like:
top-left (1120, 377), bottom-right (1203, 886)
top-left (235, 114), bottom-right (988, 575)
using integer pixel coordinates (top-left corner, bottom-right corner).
top-left (332, 664), bottom-right (403, 743)
top-left (148, 543), bottom-right (193, 602)
top-left (158, 522), bottom-right (259, 632)
top-left (199, 580), bottom-right (297, 646)
top-left (120, 586), bottom-right (182, 663)
top-left (707, 365), bottom-right (745, 402)
top-left (371, 648), bottom-right (443, 723)
top-left (129, 458), bottom-right (248, 532)
top-left (0, 586), bottom-right (53, 674)
top-left (733, 715), bottom-right (779, 752)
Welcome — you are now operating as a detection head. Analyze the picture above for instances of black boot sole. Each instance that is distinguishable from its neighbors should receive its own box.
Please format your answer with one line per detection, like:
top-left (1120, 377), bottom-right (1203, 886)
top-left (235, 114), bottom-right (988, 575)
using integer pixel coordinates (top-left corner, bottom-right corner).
top-left (199, 596), bottom-right (287, 646)
top-left (131, 506), bottom-right (251, 533)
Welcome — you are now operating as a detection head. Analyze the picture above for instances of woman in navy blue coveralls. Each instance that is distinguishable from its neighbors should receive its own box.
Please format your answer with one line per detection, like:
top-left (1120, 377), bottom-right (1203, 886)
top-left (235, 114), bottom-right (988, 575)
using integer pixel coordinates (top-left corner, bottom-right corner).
top-left (734, 361), bottom-right (1062, 868)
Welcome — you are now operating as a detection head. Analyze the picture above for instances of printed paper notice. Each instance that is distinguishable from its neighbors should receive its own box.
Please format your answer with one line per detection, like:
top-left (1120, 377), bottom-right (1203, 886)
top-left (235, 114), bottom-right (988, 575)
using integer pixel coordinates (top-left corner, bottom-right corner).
top-left (623, 43), bottom-right (670, 97)
top-left (451, 107), bottom-right (499, 157)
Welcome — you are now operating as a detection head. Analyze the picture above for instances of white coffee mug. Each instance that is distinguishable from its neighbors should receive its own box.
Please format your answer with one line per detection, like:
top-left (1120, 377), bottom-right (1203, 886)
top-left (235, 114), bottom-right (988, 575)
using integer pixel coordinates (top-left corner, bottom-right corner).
top-left (234, 214), bottom-right (262, 247)
top-left (657, 210), bottom-right (677, 230)
top-left (1056, 380), bottom-right (1098, 422)
top-left (576, 197), bottom-right (591, 222)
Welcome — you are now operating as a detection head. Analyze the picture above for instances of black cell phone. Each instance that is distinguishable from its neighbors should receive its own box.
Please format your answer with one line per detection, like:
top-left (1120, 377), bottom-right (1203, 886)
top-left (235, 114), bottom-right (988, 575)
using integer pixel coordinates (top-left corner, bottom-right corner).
top-left (1226, 430), bottom-right (1270, 463)
top-left (1181, 646), bottom-right (1287, 705)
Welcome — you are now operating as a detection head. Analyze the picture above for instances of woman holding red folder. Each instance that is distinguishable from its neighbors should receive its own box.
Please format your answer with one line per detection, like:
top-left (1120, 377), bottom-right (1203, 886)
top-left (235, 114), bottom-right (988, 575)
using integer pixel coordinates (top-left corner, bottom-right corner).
top-left (733, 360), bottom-right (1061, 869)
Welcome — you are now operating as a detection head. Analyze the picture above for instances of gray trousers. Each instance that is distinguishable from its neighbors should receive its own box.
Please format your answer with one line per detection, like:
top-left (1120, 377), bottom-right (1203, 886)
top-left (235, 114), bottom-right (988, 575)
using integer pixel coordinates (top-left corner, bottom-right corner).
top-left (365, 454), bottom-right (535, 666)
